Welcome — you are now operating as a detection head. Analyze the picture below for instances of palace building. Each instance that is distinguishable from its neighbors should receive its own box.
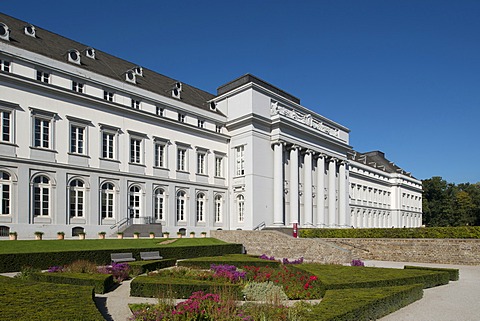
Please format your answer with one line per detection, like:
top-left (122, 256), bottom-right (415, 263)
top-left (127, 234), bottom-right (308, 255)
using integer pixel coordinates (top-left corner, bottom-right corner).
top-left (0, 13), bottom-right (422, 239)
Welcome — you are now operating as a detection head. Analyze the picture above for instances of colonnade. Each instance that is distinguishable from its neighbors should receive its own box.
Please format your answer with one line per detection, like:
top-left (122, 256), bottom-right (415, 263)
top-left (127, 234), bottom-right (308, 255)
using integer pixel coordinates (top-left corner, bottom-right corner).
top-left (273, 142), bottom-right (348, 228)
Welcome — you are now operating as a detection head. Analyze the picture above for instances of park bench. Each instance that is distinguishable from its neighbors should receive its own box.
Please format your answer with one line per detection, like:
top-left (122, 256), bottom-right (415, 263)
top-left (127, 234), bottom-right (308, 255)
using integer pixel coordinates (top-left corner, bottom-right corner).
top-left (111, 252), bottom-right (136, 263)
top-left (140, 251), bottom-right (163, 260)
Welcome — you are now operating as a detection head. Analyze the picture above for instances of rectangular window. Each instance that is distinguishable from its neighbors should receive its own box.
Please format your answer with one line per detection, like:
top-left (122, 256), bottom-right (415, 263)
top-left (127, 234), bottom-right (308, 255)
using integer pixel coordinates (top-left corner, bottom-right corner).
top-left (156, 107), bottom-right (164, 116)
top-left (70, 125), bottom-right (85, 154)
top-left (33, 118), bottom-right (50, 148)
top-left (130, 138), bottom-right (142, 163)
top-left (0, 111), bottom-right (11, 142)
top-left (36, 70), bottom-right (50, 83)
top-left (103, 90), bottom-right (114, 102)
top-left (197, 152), bottom-right (206, 174)
top-left (0, 59), bottom-right (10, 72)
top-left (236, 145), bottom-right (245, 176)
top-left (131, 99), bottom-right (140, 109)
top-left (178, 113), bottom-right (185, 123)
top-left (215, 125), bottom-right (222, 133)
top-left (72, 81), bottom-right (84, 93)
top-left (177, 148), bottom-right (187, 171)
top-left (154, 143), bottom-right (165, 168)
top-left (198, 120), bottom-right (204, 128)
top-left (215, 156), bottom-right (223, 177)
top-left (102, 131), bottom-right (115, 159)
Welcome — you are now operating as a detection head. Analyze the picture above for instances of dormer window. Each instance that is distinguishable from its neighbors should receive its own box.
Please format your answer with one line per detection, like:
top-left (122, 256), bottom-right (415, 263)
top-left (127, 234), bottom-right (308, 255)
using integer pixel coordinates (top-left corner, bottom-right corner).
top-left (85, 47), bottom-right (95, 59)
top-left (0, 23), bottom-right (10, 41)
top-left (209, 102), bottom-right (217, 111)
top-left (24, 24), bottom-right (36, 37)
top-left (126, 70), bottom-right (136, 83)
top-left (68, 49), bottom-right (81, 65)
top-left (172, 82), bottom-right (182, 99)
top-left (133, 66), bottom-right (143, 76)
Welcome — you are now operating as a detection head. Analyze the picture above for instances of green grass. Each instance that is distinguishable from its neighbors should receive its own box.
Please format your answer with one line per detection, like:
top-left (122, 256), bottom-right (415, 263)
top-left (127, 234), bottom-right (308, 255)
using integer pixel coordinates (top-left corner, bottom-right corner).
top-left (177, 254), bottom-right (281, 268)
top-left (0, 237), bottom-right (226, 254)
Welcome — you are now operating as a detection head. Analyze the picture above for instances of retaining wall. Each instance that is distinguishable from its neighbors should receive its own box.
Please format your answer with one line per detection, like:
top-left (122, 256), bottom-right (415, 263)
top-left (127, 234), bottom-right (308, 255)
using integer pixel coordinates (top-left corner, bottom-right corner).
top-left (211, 230), bottom-right (352, 264)
top-left (323, 238), bottom-right (480, 265)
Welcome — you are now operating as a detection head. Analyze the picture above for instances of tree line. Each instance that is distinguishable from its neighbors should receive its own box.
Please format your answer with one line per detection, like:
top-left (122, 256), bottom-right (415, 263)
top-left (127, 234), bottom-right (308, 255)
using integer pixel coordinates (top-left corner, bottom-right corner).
top-left (422, 176), bottom-right (480, 226)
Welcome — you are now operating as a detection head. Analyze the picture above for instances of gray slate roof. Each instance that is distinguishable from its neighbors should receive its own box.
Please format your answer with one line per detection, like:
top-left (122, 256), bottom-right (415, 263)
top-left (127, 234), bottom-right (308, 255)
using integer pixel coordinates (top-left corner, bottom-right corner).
top-left (351, 150), bottom-right (414, 177)
top-left (0, 12), bottom-right (218, 114)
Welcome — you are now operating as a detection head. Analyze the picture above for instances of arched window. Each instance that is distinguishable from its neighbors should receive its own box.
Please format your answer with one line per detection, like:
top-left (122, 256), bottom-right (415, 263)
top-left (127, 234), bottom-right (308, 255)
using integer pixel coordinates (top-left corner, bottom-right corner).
top-left (72, 226), bottom-right (84, 237)
top-left (101, 182), bottom-right (115, 219)
top-left (33, 175), bottom-right (51, 217)
top-left (176, 190), bottom-right (186, 222)
top-left (214, 195), bottom-right (222, 223)
top-left (129, 185), bottom-right (142, 219)
top-left (69, 179), bottom-right (85, 218)
top-left (154, 188), bottom-right (165, 221)
top-left (237, 194), bottom-right (245, 222)
top-left (0, 225), bottom-right (9, 237)
top-left (196, 193), bottom-right (205, 222)
top-left (0, 171), bottom-right (11, 215)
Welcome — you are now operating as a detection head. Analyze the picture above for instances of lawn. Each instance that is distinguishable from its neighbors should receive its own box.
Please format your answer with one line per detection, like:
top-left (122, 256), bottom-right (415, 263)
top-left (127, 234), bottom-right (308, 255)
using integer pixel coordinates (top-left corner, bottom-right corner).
top-left (0, 238), bottom-right (227, 254)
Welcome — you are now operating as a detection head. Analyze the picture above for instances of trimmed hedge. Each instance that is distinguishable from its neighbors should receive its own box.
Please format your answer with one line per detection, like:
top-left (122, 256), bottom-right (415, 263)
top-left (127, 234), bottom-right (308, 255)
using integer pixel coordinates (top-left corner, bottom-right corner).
top-left (130, 275), bottom-right (243, 299)
top-left (0, 243), bottom-right (243, 272)
top-left (177, 254), bottom-right (281, 269)
top-left (404, 265), bottom-right (459, 281)
top-left (310, 284), bottom-right (424, 321)
top-left (295, 264), bottom-right (450, 290)
top-left (128, 258), bottom-right (177, 274)
top-left (300, 226), bottom-right (480, 239)
top-left (0, 276), bottom-right (104, 320)
top-left (30, 272), bottom-right (115, 294)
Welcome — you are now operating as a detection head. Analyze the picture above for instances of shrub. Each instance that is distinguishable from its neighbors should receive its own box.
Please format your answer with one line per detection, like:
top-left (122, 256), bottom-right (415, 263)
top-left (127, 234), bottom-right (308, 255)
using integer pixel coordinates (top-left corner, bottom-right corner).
top-left (97, 262), bottom-right (130, 282)
top-left (242, 281), bottom-right (288, 301)
top-left (127, 258), bottom-right (176, 274)
top-left (64, 259), bottom-right (98, 274)
top-left (30, 272), bottom-right (115, 294)
top-left (404, 265), bottom-right (459, 281)
top-left (0, 276), bottom-right (104, 320)
top-left (300, 226), bottom-right (480, 239)
top-left (14, 266), bottom-right (40, 280)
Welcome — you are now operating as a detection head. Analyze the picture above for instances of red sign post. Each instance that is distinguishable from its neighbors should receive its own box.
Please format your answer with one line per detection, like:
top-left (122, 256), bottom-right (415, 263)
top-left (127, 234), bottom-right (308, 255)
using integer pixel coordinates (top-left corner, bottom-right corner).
top-left (293, 223), bottom-right (298, 238)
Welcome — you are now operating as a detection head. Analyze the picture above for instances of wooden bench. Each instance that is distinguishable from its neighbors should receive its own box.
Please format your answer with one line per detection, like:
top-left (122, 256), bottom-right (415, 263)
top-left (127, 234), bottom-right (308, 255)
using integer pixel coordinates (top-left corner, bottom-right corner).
top-left (111, 253), bottom-right (136, 263)
top-left (140, 251), bottom-right (163, 261)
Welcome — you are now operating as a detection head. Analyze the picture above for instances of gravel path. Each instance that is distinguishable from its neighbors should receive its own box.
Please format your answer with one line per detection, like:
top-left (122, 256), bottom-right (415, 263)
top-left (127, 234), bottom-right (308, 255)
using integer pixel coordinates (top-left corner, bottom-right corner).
top-left (367, 261), bottom-right (480, 321)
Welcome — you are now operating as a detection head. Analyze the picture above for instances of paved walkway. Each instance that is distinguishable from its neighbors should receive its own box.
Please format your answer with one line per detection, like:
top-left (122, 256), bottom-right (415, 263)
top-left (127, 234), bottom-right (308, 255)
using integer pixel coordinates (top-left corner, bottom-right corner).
top-left (367, 261), bottom-right (480, 321)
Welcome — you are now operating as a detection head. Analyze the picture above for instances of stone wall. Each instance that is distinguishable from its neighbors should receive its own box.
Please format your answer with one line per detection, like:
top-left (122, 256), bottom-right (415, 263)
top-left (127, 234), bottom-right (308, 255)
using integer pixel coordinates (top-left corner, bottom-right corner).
top-left (211, 230), bottom-right (352, 264)
top-left (321, 238), bottom-right (480, 265)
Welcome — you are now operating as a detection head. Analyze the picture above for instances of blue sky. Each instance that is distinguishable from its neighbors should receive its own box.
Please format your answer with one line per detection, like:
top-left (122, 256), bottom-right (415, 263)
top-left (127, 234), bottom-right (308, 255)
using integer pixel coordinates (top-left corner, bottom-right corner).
top-left (2, 1), bottom-right (479, 184)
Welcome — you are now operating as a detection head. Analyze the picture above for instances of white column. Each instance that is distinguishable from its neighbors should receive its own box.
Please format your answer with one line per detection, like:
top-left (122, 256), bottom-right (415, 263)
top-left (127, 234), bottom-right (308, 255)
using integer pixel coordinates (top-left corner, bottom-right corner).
top-left (338, 161), bottom-right (347, 227)
top-left (273, 142), bottom-right (284, 226)
top-left (289, 146), bottom-right (299, 224)
top-left (328, 158), bottom-right (336, 227)
top-left (316, 155), bottom-right (325, 227)
top-left (303, 150), bottom-right (313, 226)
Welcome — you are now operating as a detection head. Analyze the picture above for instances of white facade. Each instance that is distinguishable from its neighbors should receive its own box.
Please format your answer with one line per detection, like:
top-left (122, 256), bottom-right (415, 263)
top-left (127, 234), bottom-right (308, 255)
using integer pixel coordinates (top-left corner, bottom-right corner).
top-left (0, 13), bottom-right (422, 238)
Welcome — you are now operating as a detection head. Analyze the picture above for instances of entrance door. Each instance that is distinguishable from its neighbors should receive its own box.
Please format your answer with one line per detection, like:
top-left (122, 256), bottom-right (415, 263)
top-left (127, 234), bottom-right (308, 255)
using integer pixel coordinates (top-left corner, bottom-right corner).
top-left (129, 185), bottom-right (143, 224)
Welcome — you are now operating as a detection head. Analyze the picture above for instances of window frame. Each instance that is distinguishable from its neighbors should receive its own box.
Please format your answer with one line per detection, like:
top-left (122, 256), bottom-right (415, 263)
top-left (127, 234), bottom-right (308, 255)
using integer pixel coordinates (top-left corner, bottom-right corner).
top-left (153, 187), bottom-right (166, 221)
top-left (177, 147), bottom-right (187, 172)
top-left (99, 124), bottom-right (120, 161)
top-left (103, 90), bottom-right (114, 102)
top-left (32, 174), bottom-right (52, 217)
top-left (176, 190), bottom-right (187, 222)
top-left (0, 171), bottom-right (12, 216)
top-left (237, 194), bottom-right (245, 223)
top-left (215, 155), bottom-right (223, 178)
top-left (214, 194), bottom-right (222, 223)
top-left (68, 178), bottom-right (86, 218)
top-left (71, 81), bottom-right (84, 93)
top-left (100, 182), bottom-right (116, 219)
top-left (0, 59), bottom-right (10, 72)
top-left (196, 192), bottom-right (206, 222)
top-left (154, 138), bottom-right (169, 168)
top-left (196, 150), bottom-right (207, 175)
top-left (30, 108), bottom-right (56, 150)
top-left (235, 145), bottom-right (245, 176)
top-left (36, 70), bottom-right (50, 83)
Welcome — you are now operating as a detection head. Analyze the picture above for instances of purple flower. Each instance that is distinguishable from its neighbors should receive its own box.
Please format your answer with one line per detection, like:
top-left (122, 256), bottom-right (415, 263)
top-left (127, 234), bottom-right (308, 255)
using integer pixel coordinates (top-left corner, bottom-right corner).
top-left (47, 266), bottom-right (64, 273)
top-left (259, 254), bottom-right (276, 261)
top-left (351, 259), bottom-right (365, 267)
